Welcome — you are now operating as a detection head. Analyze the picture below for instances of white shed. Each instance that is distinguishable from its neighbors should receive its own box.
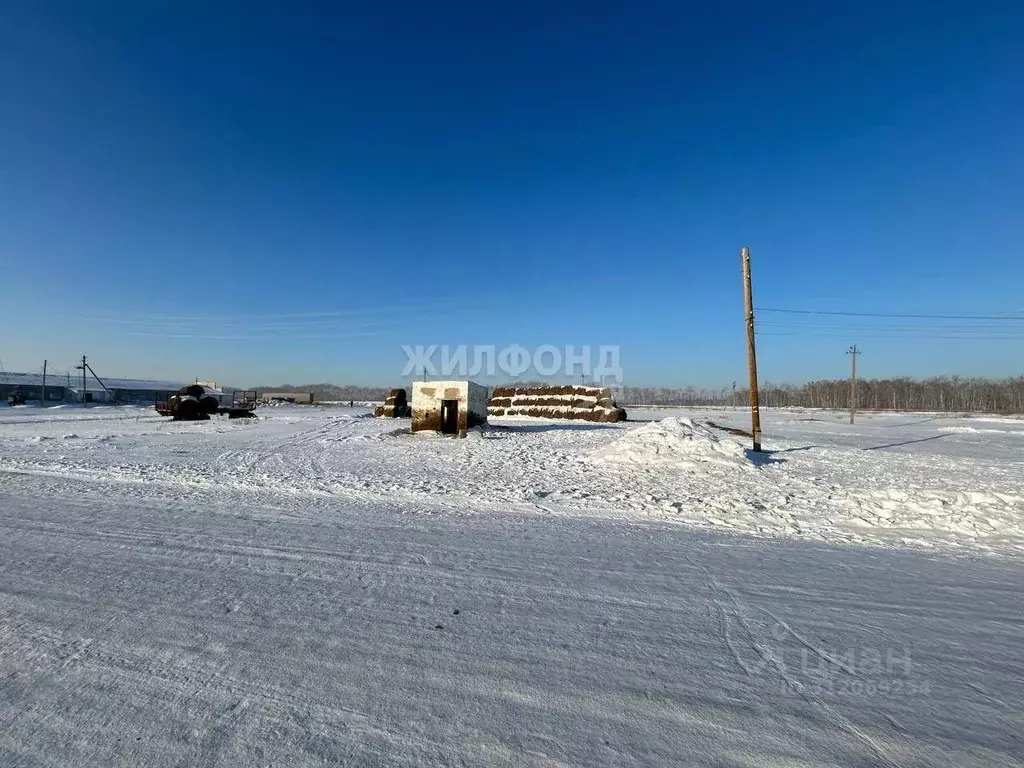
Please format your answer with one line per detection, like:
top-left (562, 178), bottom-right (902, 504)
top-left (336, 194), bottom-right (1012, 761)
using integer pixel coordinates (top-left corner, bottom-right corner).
top-left (411, 381), bottom-right (488, 435)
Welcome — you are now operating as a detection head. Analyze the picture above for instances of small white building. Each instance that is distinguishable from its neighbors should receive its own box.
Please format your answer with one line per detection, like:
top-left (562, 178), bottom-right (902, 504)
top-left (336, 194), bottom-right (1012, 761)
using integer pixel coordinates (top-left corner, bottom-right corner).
top-left (411, 381), bottom-right (488, 435)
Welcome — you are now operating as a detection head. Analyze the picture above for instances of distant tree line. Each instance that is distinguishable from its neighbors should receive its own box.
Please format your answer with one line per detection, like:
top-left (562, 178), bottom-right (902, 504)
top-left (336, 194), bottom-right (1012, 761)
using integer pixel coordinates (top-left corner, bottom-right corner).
top-left (251, 376), bottom-right (1024, 413)
top-left (619, 376), bottom-right (1024, 413)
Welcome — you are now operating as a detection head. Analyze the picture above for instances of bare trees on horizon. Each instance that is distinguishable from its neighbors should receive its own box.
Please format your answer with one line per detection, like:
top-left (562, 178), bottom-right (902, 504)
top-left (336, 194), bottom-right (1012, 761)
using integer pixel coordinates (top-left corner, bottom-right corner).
top-left (619, 376), bottom-right (1024, 414)
top-left (253, 376), bottom-right (1024, 414)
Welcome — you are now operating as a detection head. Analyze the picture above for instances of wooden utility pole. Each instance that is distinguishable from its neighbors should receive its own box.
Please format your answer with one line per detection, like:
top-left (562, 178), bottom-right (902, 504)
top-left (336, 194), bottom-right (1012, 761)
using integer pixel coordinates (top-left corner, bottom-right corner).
top-left (741, 246), bottom-right (762, 451)
top-left (76, 355), bottom-right (87, 407)
top-left (847, 345), bottom-right (860, 424)
top-left (41, 360), bottom-right (47, 407)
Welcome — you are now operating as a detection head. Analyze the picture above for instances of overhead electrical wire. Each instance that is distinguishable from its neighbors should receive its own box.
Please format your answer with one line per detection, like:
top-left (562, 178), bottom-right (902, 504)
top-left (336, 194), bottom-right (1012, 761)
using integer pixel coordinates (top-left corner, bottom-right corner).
top-left (751, 305), bottom-right (1024, 342)
top-left (757, 308), bottom-right (1024, 321)
top-left (757, 321), bottom-right (1024, 330)
top-left (757, 331), bottom-right (1022, 341)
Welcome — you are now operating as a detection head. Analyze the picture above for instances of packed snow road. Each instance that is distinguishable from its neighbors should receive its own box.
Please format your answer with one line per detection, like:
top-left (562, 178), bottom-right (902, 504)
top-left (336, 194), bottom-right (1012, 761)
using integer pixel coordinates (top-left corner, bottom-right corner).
top-left (1, 404), bottom-right (1022, 766)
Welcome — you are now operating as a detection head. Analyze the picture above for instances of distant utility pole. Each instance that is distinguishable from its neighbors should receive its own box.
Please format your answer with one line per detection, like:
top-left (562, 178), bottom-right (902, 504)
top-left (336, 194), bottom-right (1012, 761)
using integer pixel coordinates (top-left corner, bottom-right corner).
top-left (847, 345), bottom-right (860, 424)
top-left (741, 247), bottom-right (762, 451)
top-left (41, 360), bottom-right (47, 407)
top-left (76, 354), bottom-right (87, 407)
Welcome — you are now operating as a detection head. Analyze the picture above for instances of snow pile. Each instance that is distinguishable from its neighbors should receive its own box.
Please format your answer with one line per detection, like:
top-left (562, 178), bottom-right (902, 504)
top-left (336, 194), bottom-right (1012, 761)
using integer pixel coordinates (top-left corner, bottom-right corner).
top-left (591, 417), bottom-right (748, 467)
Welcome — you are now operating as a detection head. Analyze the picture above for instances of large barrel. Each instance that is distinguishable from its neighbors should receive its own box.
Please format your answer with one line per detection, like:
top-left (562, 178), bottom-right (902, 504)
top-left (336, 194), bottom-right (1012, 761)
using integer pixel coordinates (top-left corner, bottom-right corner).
top-left (199, 395), bottom-right (220, 414)
top-left (179, 384), bottom-right (205, 399)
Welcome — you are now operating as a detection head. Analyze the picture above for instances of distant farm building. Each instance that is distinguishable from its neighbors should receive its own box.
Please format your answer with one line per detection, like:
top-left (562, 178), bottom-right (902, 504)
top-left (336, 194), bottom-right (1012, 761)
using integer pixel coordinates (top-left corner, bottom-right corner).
top-left (259, 391), bottom-right (314, 404)
top-left (0, 372), bottom-right (193, 405)
top-left (411, 381), bottom-right (488, 435)
top-left (489, 385), bottom-right (627, 422)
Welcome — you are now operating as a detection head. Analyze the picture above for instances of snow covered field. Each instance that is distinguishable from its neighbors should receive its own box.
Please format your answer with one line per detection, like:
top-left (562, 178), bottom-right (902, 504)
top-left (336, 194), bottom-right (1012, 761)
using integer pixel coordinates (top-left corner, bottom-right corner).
top-left (1, 404), bottom-right (1022, 765)
top-left (2, 404), bottom-right (1021, 555)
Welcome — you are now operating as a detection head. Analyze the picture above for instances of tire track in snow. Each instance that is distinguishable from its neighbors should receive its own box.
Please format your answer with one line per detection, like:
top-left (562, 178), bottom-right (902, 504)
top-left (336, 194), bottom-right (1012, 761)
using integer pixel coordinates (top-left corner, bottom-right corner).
top-left (687, 544), bottom-right (905, 768)
top-left (708, 581), bottom-right (904, 768)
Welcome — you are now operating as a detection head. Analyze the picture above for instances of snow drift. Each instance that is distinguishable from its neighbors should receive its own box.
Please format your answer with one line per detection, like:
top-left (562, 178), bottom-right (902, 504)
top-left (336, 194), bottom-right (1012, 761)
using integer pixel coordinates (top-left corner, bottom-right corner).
top-left (591, 417), bottom-right (748, 467)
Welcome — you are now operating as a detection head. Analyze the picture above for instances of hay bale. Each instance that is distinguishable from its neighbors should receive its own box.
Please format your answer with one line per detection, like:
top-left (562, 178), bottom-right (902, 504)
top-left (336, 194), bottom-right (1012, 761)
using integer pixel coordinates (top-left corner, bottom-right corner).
top-left (375, 388), bottom-right (411, 417)
top-left (173, 397), bottom-right (201, 420)
top-left (488, 385), bottom-right (624, 423)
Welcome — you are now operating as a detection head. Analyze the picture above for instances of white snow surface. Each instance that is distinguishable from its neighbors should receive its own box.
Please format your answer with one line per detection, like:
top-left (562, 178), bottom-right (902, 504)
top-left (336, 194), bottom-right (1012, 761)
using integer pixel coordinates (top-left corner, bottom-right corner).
top-left (591, 416), bottom-right (749, 467)
top-left (1, 404), bottom-right (1023, 765)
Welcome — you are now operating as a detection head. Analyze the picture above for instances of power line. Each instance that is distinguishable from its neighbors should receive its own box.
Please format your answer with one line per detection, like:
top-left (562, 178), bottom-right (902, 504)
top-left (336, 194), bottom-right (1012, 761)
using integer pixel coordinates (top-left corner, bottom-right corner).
top-left (757, 327), bottom-right (1023, 337)
top-left (757, 331), bottom-right (1022, 340)
top-left (758, 321), bottom-right (1024, 331)
top-left (757, 308), bottom-right (1024, 321)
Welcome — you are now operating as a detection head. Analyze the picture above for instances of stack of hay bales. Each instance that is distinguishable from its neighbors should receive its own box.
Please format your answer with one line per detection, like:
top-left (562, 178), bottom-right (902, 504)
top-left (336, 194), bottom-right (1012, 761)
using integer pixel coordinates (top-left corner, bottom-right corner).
top-left (488, 385), bottom-right (627, 422)
top-left (179, 384), bottom-right (221, 416)
top-left (374, 388), bottom-right (411, 418)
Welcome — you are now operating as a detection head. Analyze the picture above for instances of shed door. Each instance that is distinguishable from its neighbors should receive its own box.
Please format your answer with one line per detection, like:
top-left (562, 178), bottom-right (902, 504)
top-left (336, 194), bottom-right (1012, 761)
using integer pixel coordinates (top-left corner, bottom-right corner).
top-left (440, 399), bottom-right (459, 434)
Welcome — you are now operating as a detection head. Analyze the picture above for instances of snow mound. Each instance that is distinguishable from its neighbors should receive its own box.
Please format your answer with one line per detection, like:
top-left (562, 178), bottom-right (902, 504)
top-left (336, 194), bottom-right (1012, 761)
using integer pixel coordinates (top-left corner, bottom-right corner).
top-left (591, 417), bottom-right (748, 467)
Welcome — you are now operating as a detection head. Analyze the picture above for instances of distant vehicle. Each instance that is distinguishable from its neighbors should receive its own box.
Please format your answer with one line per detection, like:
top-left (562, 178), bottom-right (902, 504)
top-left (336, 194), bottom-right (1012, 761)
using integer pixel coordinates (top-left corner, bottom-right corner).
top-left (156, 385), bottom-right (256, 421)
top-left (7, 391), bottom-right (26, 407)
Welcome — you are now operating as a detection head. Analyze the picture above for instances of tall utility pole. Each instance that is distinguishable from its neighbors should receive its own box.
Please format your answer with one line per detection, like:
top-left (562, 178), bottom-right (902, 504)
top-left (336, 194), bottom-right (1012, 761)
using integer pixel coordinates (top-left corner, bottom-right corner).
top-left (847, 345), bottom-right (860, 424)
top-left (76, 355), bottom-right (87, 407)
top-left (741, 246), bottom-right (762, 451)
top-left (41, 360), bottom-right (47, 407)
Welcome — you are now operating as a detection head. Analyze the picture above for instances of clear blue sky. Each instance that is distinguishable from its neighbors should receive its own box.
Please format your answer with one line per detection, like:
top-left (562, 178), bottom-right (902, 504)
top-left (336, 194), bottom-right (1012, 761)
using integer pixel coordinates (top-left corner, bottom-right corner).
top-left (1, 1), bottom-right (1022, 388)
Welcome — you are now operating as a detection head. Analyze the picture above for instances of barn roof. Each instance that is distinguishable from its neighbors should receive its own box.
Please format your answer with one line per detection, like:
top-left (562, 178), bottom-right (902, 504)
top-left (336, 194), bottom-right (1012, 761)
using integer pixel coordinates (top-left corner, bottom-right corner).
top-left (1, 371), bottom-right (189, 392)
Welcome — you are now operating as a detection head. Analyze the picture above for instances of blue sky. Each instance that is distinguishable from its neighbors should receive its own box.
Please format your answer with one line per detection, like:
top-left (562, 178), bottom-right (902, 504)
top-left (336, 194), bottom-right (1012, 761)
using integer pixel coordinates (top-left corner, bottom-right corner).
top-left (1, 1), bottom-right (1022, 387)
